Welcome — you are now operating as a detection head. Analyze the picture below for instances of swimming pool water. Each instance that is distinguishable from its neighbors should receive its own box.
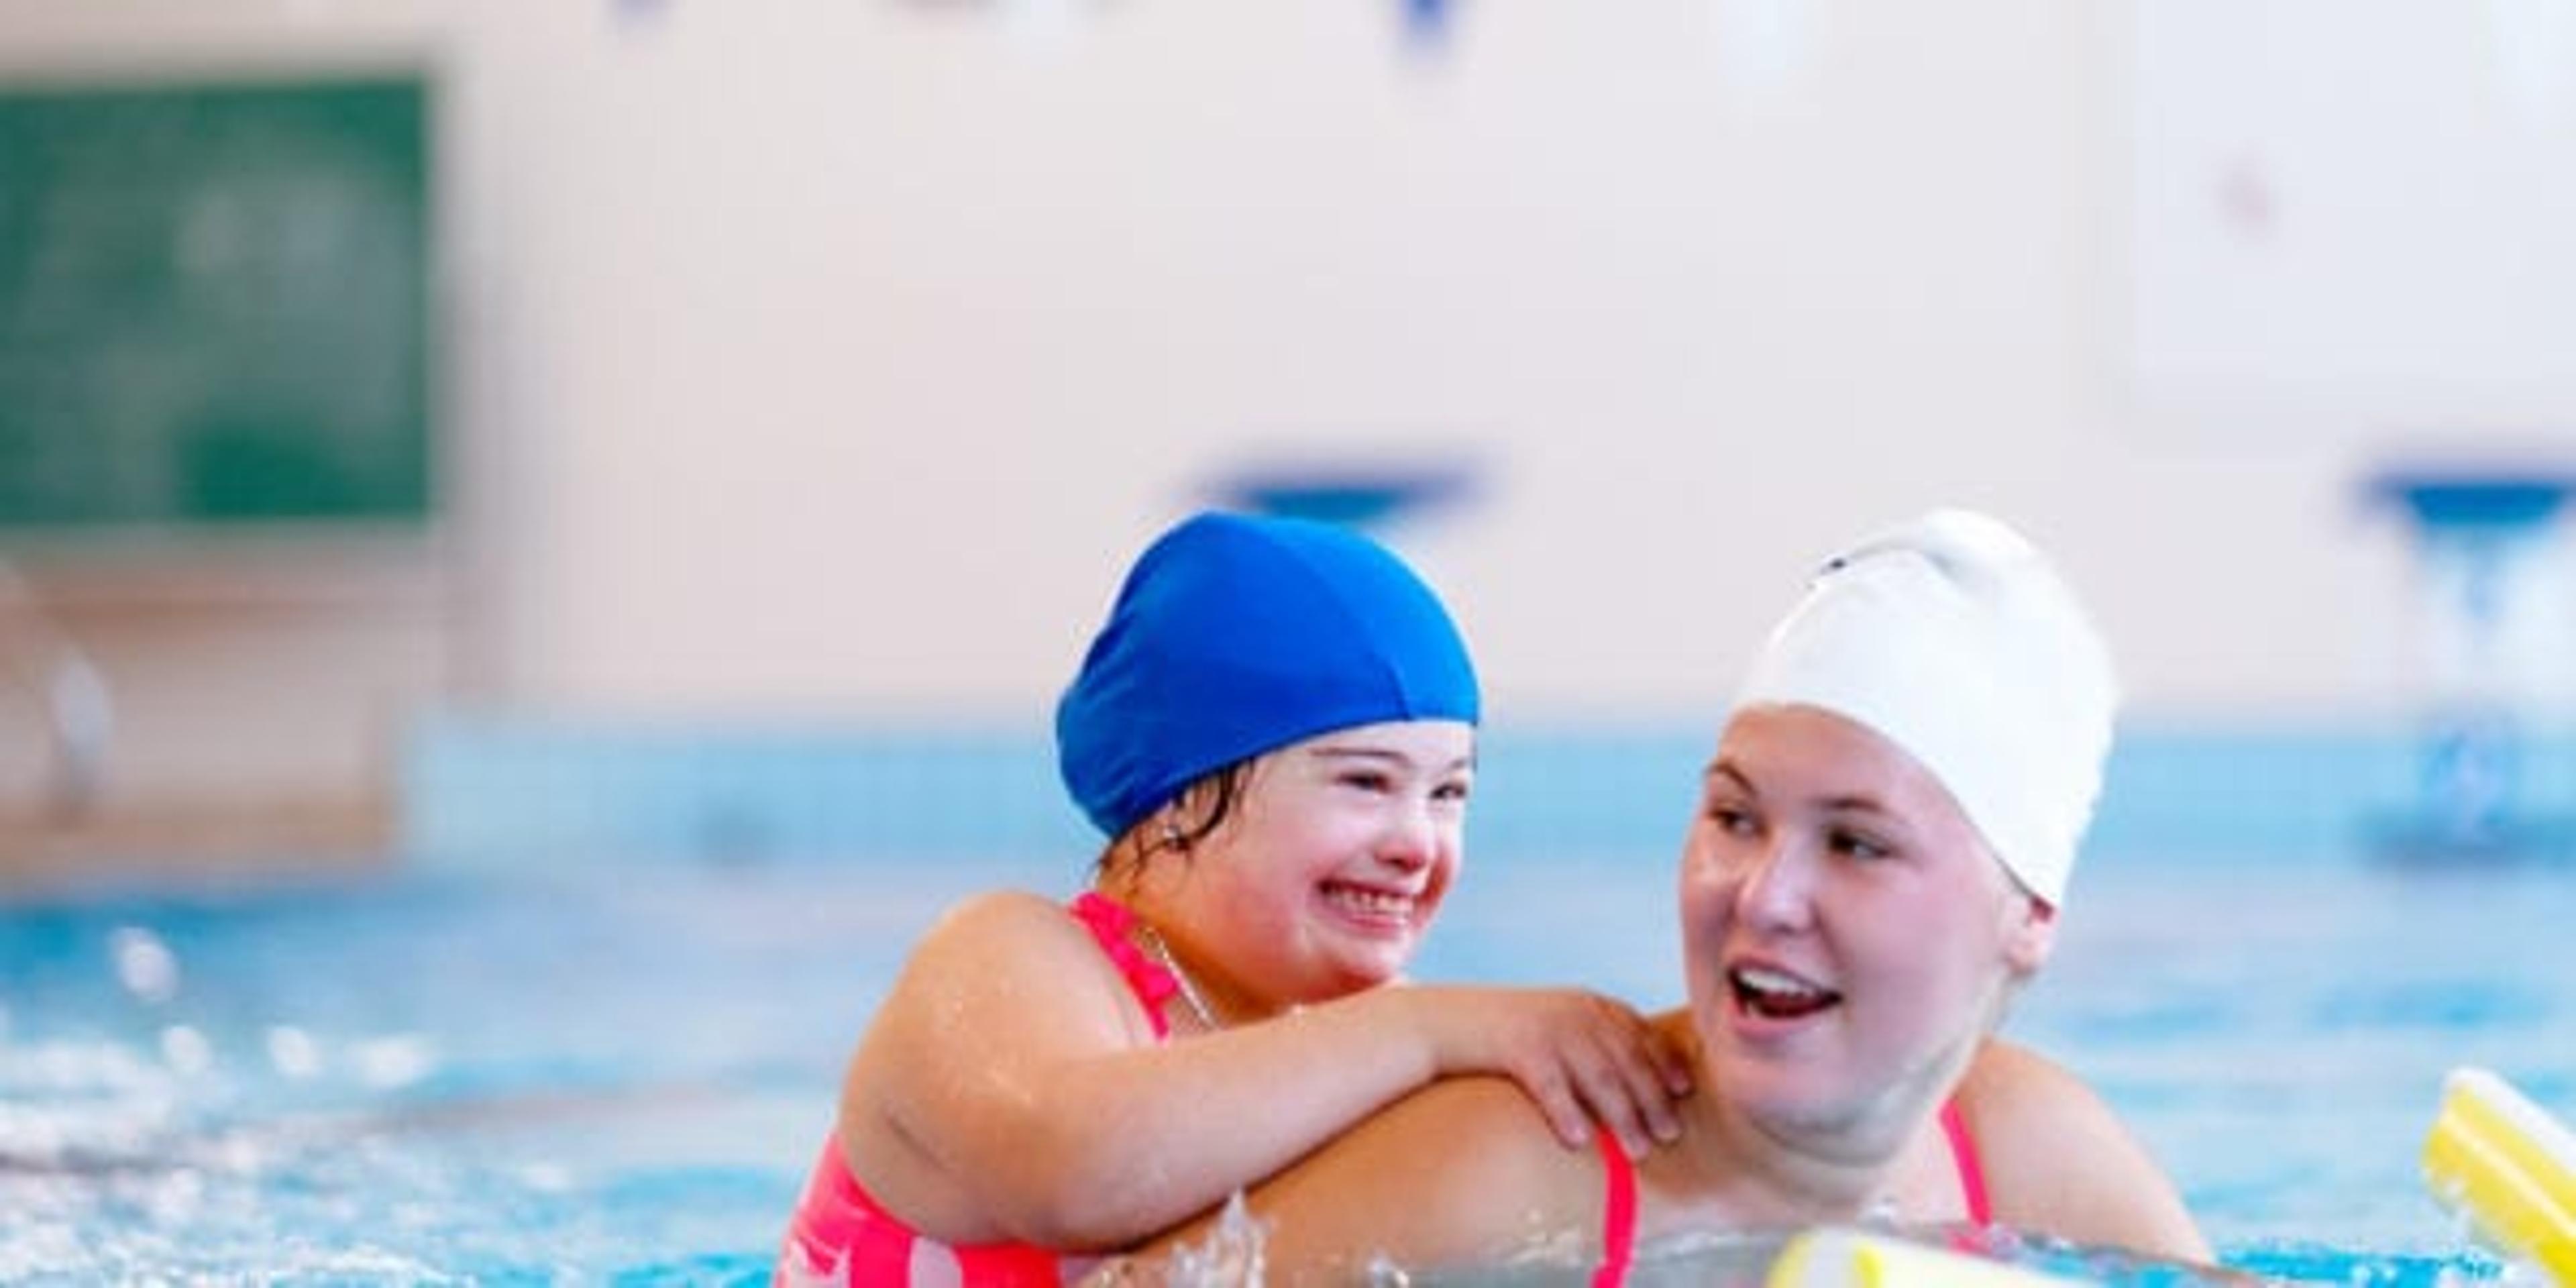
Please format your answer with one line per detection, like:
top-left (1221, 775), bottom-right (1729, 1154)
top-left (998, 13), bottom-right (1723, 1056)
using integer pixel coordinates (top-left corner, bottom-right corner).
top-left (3, 845), bottom-right (2570, 1284)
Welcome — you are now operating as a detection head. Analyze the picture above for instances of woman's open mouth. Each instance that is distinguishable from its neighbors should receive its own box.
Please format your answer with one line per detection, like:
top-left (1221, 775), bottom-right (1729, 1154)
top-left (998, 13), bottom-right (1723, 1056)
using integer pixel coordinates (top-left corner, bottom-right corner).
top-left (1730, 963), bottom-right (1842, 1021)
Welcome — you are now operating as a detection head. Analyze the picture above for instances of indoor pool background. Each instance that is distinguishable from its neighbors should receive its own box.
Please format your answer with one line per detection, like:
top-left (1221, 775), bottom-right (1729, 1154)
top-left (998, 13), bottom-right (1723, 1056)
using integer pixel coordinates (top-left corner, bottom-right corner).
top-left (5, 727), bottom-right (2576, 1284)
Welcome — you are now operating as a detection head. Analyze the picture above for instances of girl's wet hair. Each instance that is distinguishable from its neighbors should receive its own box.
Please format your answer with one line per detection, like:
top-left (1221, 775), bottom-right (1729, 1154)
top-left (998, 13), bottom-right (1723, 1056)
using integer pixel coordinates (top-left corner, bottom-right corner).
top-left (1093, 760), bottom-right (1253, 881)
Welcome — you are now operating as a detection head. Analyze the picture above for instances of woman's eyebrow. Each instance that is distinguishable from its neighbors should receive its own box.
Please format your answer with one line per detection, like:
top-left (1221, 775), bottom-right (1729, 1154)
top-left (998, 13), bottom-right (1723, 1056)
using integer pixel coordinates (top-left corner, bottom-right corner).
top-left (1705, 759), bottom-right (1754, 794)
top-left (1705, 760), bottom-right (1892, 817)
top-left (1817, 794), bottom-right (1896, 818)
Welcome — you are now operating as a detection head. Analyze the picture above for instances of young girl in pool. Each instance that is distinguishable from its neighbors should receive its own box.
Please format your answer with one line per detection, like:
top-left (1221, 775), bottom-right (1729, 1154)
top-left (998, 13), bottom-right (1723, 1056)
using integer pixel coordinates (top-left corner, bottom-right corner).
top-left (777, 511), bottom-right (1693, 1287)
top-left (1126, 508), bottom-right (2212, 1282)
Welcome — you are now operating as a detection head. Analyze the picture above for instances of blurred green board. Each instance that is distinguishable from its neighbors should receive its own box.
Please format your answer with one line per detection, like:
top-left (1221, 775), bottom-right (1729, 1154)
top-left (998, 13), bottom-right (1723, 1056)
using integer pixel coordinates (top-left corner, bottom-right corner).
top-left (0, 77), bottom-right (429, 530)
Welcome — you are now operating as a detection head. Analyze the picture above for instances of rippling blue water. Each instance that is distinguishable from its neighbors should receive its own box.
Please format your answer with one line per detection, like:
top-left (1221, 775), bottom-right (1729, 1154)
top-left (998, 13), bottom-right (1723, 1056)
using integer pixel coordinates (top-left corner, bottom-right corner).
top-left (2, 843), bottom-right (2569, 1283)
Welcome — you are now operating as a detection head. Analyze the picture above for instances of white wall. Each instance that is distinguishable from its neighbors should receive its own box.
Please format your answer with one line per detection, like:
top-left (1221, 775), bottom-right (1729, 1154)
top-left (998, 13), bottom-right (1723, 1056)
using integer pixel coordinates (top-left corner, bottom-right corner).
top-left (447, 0), bottom-right (2460, 726)
top-left (5, 0), bottom-right (2568, 841)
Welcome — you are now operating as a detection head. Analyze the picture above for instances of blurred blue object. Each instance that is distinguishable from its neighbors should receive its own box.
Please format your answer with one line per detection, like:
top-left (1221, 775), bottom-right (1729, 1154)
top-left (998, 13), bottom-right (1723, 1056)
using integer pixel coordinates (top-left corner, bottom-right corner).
top-left (2361, 464), bottom-right (2576, 863)
top-left (1208, 459), bottom-right (1479, 530)
top-left (2365, 469), bottom-right (2575, 533)
top-left (1401, 0), bottom-right (1459, 52)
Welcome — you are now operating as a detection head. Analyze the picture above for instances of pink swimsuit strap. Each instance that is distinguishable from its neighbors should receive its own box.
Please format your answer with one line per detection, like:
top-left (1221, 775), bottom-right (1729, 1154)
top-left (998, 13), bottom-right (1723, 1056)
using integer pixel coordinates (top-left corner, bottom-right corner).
top-left (1592, 1129), bottom-right (1638, 1288)
top-left (1938, 1097), bottom-right (1992, 1226)
top-left (1588, 1095), bottom-right (1991, 1288)
top-left (1067, 891), bottom-right (1183, 1040)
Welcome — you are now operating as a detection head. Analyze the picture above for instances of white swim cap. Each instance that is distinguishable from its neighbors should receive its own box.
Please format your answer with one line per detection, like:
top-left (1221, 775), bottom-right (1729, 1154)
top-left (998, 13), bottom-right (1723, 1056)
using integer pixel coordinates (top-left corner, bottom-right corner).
top-left (1732, 509), bottom-right (2118, 906)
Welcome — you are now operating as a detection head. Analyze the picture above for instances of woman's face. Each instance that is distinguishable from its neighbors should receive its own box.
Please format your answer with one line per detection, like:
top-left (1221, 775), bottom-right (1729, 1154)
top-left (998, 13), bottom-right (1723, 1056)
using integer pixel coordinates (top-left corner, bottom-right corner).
top-left (1679, 704), bottom-right (2054, 1154)
top-left (1165, 718), bottom-right (1476, 1016)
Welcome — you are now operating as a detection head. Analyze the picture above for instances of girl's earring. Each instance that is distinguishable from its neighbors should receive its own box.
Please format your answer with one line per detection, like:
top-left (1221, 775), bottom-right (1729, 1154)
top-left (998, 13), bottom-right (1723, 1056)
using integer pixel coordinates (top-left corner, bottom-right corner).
top-left (1160, 819), bottom-right (1186, 853)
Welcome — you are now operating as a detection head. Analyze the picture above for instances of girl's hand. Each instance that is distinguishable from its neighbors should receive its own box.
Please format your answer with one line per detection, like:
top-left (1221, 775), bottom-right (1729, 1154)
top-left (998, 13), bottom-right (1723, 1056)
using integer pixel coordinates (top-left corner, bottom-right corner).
top-left (1411, 987), bottom-right (1693, 1159)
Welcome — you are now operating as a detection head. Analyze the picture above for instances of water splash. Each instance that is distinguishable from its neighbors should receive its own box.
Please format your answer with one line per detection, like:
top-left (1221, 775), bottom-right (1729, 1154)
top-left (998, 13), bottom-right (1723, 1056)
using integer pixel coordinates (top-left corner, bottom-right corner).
top-left (1147, 1191), bottom-right (1271, 1288)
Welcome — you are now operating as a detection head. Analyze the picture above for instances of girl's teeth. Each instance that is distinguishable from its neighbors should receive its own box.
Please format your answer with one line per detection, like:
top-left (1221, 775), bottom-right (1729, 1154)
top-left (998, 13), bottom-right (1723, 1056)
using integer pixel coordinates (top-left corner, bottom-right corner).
top-left (1329, 885), bottom-right (1409, 916)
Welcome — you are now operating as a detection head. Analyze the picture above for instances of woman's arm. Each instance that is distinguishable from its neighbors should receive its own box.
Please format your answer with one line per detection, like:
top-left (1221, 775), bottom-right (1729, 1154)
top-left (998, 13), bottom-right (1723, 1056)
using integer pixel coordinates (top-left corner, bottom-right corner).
top-left (843, 892), bottom-right (1679, 1250)
top-left (1959, 1040), bottom-right (2213, 1263)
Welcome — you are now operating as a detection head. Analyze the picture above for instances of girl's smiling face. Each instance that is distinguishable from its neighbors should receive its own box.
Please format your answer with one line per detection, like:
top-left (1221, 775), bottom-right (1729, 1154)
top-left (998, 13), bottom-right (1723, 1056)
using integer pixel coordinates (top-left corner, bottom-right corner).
top-left (1680, 703), bottom-right (2055, 1155)
top-left (1162, 718), bottom-right (1475, 1018)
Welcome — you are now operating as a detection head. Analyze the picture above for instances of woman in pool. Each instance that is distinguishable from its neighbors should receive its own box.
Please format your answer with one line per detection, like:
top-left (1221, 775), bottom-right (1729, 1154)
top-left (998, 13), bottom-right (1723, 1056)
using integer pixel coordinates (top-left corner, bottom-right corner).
top-left (1128, 508), bottom-right (2212, 1282)
top-left (777, 511), bottom-right (1692, 1287)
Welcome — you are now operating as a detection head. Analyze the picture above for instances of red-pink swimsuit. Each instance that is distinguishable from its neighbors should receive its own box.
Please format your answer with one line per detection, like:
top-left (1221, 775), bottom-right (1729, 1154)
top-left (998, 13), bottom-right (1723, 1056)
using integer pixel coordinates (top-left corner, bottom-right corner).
top-left (1587, 1097), bottom-right (1992, 1288)
top-left (775, 893), bottom-right (1180, 1288)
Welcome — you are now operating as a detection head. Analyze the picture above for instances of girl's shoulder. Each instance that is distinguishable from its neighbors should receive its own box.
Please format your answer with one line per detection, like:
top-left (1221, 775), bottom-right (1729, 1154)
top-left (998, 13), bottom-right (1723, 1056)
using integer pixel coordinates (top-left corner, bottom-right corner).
top-left (936, 886), bottom-right (1083, 930)
top-left (916, 888), bottom-right (1098, 951)
top-left (873, 888), bottom-right (1165, 1065)
top-left (897, 889), bottom-right (1122, 993)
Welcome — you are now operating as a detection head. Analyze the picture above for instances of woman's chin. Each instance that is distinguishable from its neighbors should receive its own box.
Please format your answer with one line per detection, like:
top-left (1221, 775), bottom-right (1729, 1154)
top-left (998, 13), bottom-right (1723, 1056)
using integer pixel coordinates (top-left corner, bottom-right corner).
top-left (1706, 1042), bottom-right (1862, 1132)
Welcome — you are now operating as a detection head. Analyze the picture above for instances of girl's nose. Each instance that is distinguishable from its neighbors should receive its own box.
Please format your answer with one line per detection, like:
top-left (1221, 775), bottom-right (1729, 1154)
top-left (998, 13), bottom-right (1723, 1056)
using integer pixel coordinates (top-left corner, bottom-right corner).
top-left (1374, 800), bottom-right (1440, 873)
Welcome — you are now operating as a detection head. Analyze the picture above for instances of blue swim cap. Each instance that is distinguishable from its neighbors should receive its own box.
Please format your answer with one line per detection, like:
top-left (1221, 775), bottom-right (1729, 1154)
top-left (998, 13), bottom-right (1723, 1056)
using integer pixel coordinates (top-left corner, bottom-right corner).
top-left (1056, 511), bottom-right (1481, 838)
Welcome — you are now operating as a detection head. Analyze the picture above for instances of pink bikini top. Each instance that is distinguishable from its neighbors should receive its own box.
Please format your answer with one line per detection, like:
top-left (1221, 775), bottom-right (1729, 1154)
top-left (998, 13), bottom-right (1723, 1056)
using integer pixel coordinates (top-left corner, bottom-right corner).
top-left (775, 893), bottom-right (1181, 1288)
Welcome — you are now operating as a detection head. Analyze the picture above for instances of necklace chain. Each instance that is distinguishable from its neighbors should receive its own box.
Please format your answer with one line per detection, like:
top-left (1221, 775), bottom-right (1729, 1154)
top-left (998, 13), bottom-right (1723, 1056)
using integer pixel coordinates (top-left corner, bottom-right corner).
top-left (1135, 922), bottom-right (1222, 1033)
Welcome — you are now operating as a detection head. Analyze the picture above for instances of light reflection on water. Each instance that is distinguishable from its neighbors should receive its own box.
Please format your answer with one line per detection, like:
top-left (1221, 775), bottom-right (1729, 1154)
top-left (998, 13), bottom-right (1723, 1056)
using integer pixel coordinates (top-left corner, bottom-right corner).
top-left (1, 849), bottom-right (2569, 1283)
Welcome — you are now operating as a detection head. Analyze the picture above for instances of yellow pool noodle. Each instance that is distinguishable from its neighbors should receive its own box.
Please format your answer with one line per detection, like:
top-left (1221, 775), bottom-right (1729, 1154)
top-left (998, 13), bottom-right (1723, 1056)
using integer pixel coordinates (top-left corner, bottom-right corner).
top-left (1766, 1228), bottom-right (2086, 1288)
top-left (2422, 1066), bottom-right (2576, 1285)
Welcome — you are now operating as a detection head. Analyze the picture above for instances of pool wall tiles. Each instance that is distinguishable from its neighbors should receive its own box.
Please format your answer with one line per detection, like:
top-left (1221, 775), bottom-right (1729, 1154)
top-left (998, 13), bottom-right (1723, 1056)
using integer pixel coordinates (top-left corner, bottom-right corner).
top-left (401, 714), bottom-right (2576, 871)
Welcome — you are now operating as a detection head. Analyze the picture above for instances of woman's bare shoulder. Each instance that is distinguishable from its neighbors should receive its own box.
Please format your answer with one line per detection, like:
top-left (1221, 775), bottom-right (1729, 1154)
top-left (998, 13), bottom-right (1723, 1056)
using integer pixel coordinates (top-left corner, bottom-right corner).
top-left (1957, 1038), bottom-right (2212, 1263)
top-left (1957, 1038), bottom-right (2119, 1147)
top-left (1151, 1075), bottom-right (1607, 1282)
